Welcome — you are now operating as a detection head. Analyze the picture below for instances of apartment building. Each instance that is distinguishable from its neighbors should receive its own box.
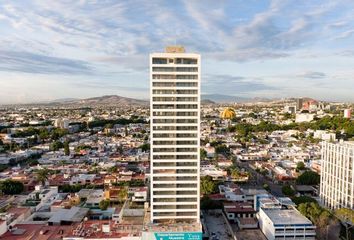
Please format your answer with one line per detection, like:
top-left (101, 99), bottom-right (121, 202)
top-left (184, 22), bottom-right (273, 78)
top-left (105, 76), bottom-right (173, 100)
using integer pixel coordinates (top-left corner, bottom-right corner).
top-left (320, 141), bottom-right (354, 209)
top-left (150, 46), bottom-right (201, 225)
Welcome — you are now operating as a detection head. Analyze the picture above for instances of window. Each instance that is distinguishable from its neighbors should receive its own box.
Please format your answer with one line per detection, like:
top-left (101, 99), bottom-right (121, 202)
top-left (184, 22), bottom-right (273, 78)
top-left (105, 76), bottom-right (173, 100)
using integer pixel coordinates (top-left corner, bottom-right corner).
top-left (153, 58), bottom-right (167, 64)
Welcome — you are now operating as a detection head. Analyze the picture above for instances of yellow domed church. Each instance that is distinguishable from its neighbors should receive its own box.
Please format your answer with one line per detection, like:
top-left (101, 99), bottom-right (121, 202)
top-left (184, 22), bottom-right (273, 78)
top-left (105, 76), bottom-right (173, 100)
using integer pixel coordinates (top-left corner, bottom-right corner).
top-left (220, 107), bottom-right (236, 120)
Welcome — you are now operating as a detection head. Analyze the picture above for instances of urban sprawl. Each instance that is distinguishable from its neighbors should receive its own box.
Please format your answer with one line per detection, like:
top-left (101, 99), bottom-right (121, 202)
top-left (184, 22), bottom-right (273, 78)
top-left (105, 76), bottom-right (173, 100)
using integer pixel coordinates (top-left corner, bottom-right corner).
top-left (0, 47), bottom-right (353, 240)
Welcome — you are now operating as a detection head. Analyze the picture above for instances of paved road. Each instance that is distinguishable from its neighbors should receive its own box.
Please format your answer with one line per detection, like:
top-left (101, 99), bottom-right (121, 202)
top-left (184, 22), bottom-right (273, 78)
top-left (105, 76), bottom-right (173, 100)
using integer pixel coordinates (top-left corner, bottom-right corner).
top-left (238, 161), bottom-right (284, 197)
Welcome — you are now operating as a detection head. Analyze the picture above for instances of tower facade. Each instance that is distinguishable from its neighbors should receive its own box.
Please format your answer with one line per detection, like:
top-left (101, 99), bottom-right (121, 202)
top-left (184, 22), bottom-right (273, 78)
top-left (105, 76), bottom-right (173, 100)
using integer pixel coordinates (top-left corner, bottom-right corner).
top-left (150, 46), bottom-right (200, 224)
top-left (320, 141), bottom-right (354, 209)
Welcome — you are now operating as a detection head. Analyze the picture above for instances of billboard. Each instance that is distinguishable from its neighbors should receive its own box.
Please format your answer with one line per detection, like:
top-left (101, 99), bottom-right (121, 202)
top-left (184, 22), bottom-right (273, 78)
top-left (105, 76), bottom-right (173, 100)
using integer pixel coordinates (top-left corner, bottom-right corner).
top-left (142, 232), bottom-right (203, 240)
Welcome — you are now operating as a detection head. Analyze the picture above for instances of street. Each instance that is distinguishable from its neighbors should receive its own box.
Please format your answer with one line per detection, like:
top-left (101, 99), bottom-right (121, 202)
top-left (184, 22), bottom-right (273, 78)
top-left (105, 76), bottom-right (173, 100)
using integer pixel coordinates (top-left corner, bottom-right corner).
top-left (238, 161), bottom-right (284, 197)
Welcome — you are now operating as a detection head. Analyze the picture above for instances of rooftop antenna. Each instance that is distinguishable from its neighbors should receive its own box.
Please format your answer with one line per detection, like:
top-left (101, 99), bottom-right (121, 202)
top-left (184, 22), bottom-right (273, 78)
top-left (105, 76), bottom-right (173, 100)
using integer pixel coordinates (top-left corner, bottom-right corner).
top-left (174, 29), bottom-right (177, 46)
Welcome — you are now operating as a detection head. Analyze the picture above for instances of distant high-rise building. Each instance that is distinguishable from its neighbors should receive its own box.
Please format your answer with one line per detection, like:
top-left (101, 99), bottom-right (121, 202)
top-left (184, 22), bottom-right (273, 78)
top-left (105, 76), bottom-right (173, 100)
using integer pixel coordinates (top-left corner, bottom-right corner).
top-left (320, 141), bottom-right (354, 210)
top-left (150, 46), bottom-right (201, 225)
top-left (296, 98), bottom-right (303, 111)
top-left (344, 109), bottom-right (351, 119)
top-left (54, 118), bottom-right (69, 129)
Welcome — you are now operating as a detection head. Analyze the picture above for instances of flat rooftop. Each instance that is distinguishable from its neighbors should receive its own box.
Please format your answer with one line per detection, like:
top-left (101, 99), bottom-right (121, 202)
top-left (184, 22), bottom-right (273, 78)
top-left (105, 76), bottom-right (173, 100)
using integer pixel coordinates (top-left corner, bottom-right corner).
top-left (1, 224), bottom-right (72, 240)
top-left (263, 209), bottom-right (313, 225)
top-left (143, 209), bottom-right (201, 233)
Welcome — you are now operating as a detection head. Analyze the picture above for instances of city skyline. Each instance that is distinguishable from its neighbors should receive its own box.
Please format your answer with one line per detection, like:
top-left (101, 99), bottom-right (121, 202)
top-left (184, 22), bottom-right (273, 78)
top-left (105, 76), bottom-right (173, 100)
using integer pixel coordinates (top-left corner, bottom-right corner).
top-left (1, 0), bottom-right (354, 104)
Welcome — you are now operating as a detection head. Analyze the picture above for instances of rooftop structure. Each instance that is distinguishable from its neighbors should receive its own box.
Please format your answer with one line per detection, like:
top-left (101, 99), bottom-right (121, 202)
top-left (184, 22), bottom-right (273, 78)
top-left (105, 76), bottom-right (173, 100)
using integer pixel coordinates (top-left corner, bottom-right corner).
top-left (262, 209), bottom-right (312, 225)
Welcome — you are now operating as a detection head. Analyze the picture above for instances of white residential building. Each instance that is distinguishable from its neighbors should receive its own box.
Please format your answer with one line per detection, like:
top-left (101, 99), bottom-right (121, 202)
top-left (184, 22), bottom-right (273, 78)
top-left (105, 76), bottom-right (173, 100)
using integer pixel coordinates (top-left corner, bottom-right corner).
top-left (295, 113), bottom-right (314, 123)
top-left (150, 46), bottom-right (201, 224)
top-left (54, 118), bottom-right (69, 129)
top-left (320, 141), bottom-right (354, 209)
top-left (313, 130), bottom-right (336, 142)
top-left (258, 208), bottom-right (316, 240)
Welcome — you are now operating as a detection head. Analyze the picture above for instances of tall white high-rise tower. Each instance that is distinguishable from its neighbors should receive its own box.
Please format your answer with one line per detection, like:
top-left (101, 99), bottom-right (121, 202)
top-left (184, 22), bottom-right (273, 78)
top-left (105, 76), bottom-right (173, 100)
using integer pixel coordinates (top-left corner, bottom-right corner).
top-left (150, 46), bottom-right (200, 225)
top-left (320, 141), bottom-right (354, 209)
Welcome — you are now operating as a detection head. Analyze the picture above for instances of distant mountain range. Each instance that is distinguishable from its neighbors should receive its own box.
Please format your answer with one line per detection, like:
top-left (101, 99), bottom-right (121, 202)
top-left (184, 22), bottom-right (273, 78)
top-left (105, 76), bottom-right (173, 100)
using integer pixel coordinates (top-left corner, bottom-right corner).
top-left (58, 95), bottom-right (149, 107)
top-left (201, 94), bottom-right (273, 103)
top-left (1, 94), bottom-right (277, 107)
top-left (201, 94), bottom-right (249, 103)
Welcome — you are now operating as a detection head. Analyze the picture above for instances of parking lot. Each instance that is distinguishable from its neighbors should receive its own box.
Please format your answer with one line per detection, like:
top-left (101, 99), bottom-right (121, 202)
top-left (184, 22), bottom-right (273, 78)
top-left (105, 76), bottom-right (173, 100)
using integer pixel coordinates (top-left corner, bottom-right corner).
top-left (236, 229), bottom-right (267, 240)
top-left (203, 211), bottom-right (233, 240)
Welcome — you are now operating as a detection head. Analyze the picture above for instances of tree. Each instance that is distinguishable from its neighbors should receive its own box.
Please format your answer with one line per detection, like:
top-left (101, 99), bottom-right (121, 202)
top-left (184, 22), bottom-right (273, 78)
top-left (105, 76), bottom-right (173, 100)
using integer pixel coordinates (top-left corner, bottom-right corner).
top-left (292, 196), bottom-right (317, 205)
top-left (99, 199), bottom-right (110, 210)
top-left (335, 208), bottom-right (354, 225)
top-left (51, 128), bottom-right (68, 140)
top-left (108, 166), bottom-right (117, 173)
top-left (36, 168), bottom-right (50, 186)
top-left (296, 162), bottom-right (306, 171)
top-left (298, 202), bottom-right (323, 223)
top-left (230, 168), bottom-right (241, 179)
top-left (118, 187), bottom-right (128, 202)
top-left (215, 144), bottom-right (230, 156)
top-left (0, 164), bottom-right (8, 172)
top-left (0, 179), bottom-right (24, 195)
top-left (64, 141), bottom-right (70, 156)
top-left (200, 196), bottom-right (222, 209)
top-left (263, 184), bottom-right (270, 192)
top-left (75, 145), bottom-right (92, 153)
top-left (282, 185), bottom-right (295, 196)
top-left (28, 159), bottom-right (39, 166)
top-left (200, 148), bottom-right (207, 160)
top-left (200, 176), bottom-right (218, 195)
top-left (298, 201), bottom-right (338, 238)
top-left (335, 208), bottom-right (354, 240)
top-left (139, 143), bottom-right (150, 152)
top-left (296, 171), bottom-right (320, 185)
top-left (50, 141), bottom-right (63, 151)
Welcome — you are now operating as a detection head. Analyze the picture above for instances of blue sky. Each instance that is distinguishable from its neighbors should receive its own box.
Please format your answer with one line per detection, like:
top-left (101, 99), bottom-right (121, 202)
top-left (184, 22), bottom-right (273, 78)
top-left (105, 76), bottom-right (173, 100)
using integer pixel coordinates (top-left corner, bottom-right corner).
top-left (0, 0), bottom-right (354, 104)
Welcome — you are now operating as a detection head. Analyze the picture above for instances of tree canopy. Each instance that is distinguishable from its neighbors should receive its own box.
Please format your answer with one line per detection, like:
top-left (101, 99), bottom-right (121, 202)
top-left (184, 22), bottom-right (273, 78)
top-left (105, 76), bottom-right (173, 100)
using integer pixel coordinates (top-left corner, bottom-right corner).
top-left (282, 185), bottom-right (295, 196)
top-left (0, 179), bottom-right (24, 195)
top-left (227, 116), bottom-right (354, 138)
top-left (298, 202), bottom-right (336, 231)
top-left (200, 196), bottom-right (222, 209)
top-left (64, 141), bottom-right (70, 155)
top-left (296, 171), bottom-right (320, 185)
top-left (200, 176), bottom-right (218, 195)
top-left (35, 168), bottom-right (51, 186)
top-left (99, 199), bottom-right (110, 210)
top-left (88, 117), bottom-right (146, 129)
top-left (292, 196), bottom-right (317, 205)
top-left (296, 162), bottom-right (306, 171)
top-left (335, 208), bottom-right (354, 225)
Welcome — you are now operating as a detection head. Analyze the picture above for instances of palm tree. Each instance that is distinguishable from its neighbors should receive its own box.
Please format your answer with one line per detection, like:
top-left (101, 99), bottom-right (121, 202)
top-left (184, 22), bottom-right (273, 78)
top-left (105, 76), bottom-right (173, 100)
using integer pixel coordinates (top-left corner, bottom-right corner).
top-left (118, 187), bottom-right (128, 203)
top-left (36, 168), bottom-right (50, 186)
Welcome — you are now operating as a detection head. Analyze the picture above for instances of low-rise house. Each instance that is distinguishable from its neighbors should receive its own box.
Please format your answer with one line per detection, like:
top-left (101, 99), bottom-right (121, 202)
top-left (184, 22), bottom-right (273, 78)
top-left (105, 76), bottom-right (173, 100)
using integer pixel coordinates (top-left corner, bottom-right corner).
top-left (131, 187), bottom-right (147, 202)
top-left (217, 159), bottom-right (233, 168)
top-left (224, 202), bottom-right (257, 229)
top-left (82, 189), bottom-right (104, 209)
top-left (70, 174), bottom-right (96, 185)
top-left (201, 164), bottom-right (227, 180)
top-left (219, 184), bottom-right (246, 202)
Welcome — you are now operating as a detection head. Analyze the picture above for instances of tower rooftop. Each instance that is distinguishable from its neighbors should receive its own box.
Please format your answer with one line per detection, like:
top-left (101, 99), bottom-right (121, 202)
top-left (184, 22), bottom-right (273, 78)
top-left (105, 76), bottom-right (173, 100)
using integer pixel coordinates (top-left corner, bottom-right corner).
top-left (165, 45), bottom-right (185, 53)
